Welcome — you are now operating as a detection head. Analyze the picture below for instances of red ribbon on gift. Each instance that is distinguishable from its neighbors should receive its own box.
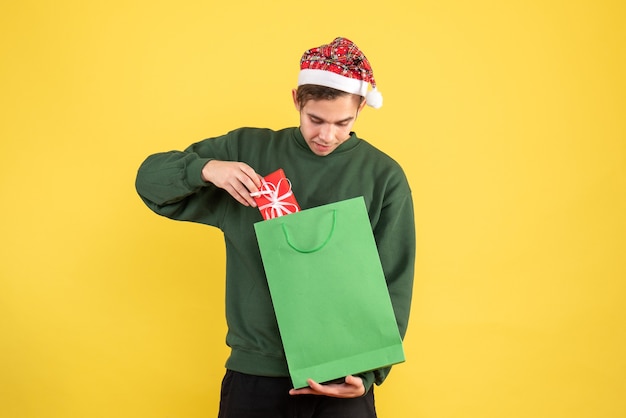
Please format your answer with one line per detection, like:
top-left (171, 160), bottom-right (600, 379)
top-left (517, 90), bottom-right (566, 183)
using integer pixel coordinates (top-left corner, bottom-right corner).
top-left (253, 169), bottom-right (301, 220)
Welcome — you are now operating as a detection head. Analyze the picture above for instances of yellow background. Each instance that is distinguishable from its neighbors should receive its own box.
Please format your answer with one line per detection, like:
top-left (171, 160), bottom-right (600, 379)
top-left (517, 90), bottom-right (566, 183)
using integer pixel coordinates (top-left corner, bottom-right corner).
top-left (1, 1), bottom-right (625, 417)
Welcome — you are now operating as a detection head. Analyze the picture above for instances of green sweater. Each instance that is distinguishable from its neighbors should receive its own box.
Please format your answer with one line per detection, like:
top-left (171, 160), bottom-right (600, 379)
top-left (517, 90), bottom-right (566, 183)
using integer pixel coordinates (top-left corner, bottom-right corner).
top-left (135, 127), bottom-right (415, 391)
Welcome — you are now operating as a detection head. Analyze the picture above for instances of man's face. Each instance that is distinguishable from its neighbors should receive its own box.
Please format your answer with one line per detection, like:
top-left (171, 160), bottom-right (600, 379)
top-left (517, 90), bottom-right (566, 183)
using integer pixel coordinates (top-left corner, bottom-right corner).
top-left (293, 91), bottom-right (366, 157)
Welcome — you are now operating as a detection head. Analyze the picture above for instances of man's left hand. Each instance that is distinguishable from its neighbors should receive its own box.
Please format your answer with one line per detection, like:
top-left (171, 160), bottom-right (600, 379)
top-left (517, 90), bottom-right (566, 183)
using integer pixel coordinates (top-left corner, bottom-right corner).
top-left (289, 375), bottom-right (365, 398)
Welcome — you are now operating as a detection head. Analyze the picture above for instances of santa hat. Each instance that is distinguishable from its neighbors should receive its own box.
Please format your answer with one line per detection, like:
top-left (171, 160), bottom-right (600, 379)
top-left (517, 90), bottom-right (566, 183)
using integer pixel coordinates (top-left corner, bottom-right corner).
top-left (298, 37), bottom-right (383, 109)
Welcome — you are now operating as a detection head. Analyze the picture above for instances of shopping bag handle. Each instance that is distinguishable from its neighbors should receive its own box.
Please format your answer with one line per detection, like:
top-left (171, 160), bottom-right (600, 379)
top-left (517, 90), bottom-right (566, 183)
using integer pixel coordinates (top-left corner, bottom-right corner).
top-left (281, 210), bottom-right (337, 253)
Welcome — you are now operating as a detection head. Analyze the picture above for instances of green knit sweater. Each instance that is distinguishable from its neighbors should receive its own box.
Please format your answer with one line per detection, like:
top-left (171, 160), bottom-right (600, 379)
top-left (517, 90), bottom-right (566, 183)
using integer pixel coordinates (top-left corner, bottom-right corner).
top-left (135, 127), bottom-right (415, 391)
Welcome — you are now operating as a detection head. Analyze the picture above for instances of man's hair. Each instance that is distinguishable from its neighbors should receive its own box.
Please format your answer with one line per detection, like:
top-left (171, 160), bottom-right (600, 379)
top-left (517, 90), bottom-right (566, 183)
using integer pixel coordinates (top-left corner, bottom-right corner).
top-left (296, 84), bottom-right (365, 109)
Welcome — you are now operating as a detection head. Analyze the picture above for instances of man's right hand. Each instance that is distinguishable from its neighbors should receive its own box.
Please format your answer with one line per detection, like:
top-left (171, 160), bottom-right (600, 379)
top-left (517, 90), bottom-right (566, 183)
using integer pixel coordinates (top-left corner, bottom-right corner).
top-left (201, 160), bottom-right (263, 207)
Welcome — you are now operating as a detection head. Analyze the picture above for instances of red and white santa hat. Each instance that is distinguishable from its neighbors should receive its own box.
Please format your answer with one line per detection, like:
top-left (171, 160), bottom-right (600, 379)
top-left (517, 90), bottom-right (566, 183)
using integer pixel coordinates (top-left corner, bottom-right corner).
top-left (298, 37), bottom-right (383, 109)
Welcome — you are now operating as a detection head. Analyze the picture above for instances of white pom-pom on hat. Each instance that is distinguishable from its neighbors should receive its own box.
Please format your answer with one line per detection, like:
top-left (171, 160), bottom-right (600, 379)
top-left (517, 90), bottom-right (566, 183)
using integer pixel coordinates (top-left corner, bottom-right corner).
top-left (366, 88), bottom-right (383, 109)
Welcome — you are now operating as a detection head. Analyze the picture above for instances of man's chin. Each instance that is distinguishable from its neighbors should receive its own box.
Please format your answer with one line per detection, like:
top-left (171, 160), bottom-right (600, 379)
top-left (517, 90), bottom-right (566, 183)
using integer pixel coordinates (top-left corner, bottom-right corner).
top-left (310, 142), bottom-right (334, 156)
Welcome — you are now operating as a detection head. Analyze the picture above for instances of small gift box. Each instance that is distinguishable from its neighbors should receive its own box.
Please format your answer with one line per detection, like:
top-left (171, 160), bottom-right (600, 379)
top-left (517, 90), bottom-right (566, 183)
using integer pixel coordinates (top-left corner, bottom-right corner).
top-left (252, 168), bottom-right (301, 220)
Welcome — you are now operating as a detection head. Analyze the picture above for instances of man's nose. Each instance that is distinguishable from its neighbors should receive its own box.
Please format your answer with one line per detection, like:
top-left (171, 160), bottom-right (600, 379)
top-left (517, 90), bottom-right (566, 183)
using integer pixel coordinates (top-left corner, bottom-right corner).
top-left (319, 124), bottom-right (335, 142)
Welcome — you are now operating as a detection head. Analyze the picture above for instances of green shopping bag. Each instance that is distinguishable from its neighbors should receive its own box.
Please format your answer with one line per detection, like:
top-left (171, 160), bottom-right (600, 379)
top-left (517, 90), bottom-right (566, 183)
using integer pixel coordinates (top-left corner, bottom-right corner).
top-left (254, 196), bottom-right (405, 389)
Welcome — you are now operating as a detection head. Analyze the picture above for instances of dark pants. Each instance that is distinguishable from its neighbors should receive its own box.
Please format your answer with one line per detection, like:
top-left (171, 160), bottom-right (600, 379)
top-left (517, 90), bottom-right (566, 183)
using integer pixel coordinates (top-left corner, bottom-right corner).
top-left (217, 370), bottom-right (377, 418)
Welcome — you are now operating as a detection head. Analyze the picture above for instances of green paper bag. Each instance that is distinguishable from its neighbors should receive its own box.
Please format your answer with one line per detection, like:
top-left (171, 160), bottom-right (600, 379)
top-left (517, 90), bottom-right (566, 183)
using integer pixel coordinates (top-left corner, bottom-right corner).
top-left (254, 196), bottom-right (405, 389)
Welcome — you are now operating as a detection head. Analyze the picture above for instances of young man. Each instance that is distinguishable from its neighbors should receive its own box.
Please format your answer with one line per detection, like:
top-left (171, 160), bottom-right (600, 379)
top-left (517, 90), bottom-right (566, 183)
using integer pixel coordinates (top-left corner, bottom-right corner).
top-left (135, 37), bottom-right (415, 418)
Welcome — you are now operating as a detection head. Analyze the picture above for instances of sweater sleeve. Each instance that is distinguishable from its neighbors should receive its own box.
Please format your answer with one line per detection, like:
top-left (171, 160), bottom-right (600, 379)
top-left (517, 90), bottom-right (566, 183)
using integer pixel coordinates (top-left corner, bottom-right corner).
top-left (134, 136), bottom-right (233, 227)
top-left (365, 191), bottom-right (416, 391)
top-left (376, 192), bottom-right (416, 339)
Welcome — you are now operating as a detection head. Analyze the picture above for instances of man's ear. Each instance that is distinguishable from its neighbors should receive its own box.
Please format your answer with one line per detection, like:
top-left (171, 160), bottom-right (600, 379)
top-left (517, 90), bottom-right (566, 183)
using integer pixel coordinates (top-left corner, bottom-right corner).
top-left (354, 96), bottom-right (367, 118)
top-left (291, 88), bottom-right (300, 111)
top-left (357, 97), bottom-right (367, 113)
